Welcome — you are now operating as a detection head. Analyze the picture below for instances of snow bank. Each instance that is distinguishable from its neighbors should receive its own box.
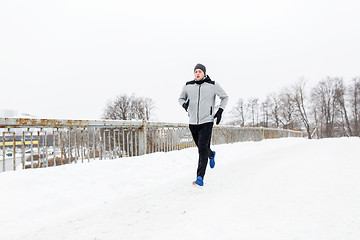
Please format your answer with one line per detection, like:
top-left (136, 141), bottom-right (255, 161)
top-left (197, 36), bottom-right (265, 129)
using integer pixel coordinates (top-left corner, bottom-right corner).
top-left (0, 137), bottom-right (360, 240)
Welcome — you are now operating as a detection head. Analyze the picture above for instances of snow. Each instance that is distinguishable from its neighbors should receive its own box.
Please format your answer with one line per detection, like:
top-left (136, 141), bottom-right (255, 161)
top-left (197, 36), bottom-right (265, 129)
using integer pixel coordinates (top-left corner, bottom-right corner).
top-left (1, 137), bottom-right (360, 240)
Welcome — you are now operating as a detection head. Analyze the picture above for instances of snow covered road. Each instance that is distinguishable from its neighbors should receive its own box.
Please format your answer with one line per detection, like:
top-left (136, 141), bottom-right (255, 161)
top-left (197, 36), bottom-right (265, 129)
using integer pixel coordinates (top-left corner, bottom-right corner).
top-left (1, 137), bottom-right (360, 240)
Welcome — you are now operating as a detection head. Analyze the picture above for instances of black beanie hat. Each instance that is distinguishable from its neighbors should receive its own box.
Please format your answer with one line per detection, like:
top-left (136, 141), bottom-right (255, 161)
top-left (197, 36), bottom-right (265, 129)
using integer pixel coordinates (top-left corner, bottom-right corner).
top-left (194, 63), bottom-right (206, 75)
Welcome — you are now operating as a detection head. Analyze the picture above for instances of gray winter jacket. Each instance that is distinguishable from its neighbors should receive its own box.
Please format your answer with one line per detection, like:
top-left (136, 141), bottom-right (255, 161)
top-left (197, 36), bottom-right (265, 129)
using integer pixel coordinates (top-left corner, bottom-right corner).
top-left (178, 76), bottom-right (229, 125)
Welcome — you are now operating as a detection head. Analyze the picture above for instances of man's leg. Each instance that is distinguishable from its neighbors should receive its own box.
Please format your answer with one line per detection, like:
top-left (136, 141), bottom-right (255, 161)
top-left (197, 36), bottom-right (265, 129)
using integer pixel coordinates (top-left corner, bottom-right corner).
top-left (189, 124), bottom-right (199, 148)
top-left (207, 128), bottom-right (214, 159)
top-left (196, 122), bottom-right (214, 179)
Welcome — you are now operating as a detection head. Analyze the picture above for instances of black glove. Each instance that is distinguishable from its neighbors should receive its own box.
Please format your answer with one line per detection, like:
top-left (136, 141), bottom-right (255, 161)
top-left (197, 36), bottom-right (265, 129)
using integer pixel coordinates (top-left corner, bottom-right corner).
top-left (182, 100), bottom-right (189, 112)
top-left (214, 108), bottom-right (223, 125)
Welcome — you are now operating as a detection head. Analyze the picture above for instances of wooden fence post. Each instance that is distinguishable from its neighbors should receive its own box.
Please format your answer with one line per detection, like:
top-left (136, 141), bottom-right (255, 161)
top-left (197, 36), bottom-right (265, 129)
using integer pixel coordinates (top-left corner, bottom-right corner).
top-left (138, 121), bottom-right (148, 155)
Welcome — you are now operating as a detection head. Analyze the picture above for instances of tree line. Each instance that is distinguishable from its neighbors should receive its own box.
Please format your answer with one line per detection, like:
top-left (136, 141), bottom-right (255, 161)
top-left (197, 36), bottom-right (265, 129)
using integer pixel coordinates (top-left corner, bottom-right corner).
top-left (230, 77), bottom-right (360, 139)
top-left (103, 94), bottom-right (155, 121)
top-left (103, 77), bottom-right (360, 139)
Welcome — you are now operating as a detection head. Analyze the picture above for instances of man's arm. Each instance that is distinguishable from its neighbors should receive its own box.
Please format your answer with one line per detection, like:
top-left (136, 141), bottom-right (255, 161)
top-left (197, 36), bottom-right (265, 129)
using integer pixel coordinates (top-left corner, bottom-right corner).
top-left (178, 85), bottom-right (188, 106)
top-left (215, 83), bottom-right (229, 110)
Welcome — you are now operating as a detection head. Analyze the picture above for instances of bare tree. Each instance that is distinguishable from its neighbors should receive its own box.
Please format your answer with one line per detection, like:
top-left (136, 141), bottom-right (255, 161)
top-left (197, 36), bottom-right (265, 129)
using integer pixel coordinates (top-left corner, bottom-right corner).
top-left (268, 93), bottom-right (281, 128)
top-left (312, 103), bottom-right (320, 139)
top-left (231, 98), bottom-right (246, 126)
top-left (260, 97), bottom-right (271, 127)
top-left (291, 79), bottom-right (313, 138)
top-left (349, 77), bottom-right (360, 136)
top-left (131, 97), bottom-right (144, 120)
top-left (334, 78), bottom-right (352, 136)
top-left (139, 97), bottom-right (156, 121)
top-left (103, 94), bottom-right (133, 120)
top-left (103, 94), bottom-right (155, 120)
top-left (278, 90), bottom-right (296, 129)
top-left (247, 98), bottom-right (259, 127)
top-left (311, 77), bottom-right (339, 138)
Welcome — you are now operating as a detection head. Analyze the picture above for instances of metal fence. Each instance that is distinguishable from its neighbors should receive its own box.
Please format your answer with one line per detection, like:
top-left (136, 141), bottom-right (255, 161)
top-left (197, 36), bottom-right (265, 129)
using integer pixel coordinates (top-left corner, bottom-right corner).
top-left (0, 118), bottom-right (303, 172)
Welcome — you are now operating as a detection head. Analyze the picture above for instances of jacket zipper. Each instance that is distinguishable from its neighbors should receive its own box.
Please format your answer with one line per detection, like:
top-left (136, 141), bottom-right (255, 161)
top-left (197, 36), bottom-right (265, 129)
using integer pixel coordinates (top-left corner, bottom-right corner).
top-left (197, 84), bottom-right (201, 124)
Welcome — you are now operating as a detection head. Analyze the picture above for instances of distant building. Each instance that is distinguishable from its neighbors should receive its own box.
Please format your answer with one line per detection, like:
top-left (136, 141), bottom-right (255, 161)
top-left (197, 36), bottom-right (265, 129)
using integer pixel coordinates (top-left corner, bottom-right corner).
top-left (0, 109), bottom-right (18, 118)
top-left (0, 109), bottom-right (37, 119)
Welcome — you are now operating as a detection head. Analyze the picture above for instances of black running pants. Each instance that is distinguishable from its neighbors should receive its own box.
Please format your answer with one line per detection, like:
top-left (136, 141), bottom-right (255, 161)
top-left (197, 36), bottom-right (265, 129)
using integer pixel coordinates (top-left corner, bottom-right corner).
top-left (189, 122), bottom-right (214, 179)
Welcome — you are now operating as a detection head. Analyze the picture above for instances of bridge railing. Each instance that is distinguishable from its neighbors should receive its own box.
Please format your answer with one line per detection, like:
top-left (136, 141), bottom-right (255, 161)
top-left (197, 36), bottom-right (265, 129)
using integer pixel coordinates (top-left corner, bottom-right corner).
top-left (0, 118), bottom-right (303, 172)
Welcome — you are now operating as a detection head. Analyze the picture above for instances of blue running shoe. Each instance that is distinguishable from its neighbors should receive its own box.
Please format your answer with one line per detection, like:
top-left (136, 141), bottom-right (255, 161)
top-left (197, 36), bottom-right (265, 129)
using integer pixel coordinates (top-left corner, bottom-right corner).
top-left (209, 151), bottom-right (216, 169)
top-left (192, 176), bottom-right (204, 186)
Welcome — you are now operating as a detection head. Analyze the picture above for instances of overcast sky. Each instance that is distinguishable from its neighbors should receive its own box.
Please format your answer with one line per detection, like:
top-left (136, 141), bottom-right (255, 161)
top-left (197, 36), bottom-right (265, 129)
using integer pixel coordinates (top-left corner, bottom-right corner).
top-left (1, 0), bottom-right (360, 123)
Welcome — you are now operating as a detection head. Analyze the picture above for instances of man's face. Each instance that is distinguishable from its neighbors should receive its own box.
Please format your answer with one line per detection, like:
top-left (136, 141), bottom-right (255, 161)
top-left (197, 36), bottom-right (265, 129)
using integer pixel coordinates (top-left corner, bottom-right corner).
top-left (194, 69), bottom-right (205, 81)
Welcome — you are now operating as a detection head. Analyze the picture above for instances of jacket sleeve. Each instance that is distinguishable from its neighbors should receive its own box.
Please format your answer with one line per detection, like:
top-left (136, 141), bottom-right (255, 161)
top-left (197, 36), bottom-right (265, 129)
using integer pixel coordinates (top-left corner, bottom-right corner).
top-left (178, 85), bottom-right (188, 106)
top-left (215, 83), bottom-right (229, 110)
